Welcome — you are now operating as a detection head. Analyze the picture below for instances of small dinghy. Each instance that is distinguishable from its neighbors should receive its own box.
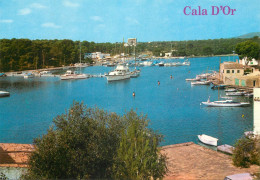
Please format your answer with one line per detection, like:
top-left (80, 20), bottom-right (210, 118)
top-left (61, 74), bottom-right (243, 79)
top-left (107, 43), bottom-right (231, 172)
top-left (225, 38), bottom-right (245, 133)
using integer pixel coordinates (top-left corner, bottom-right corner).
top-left (198, 134), bottom-right (218, 146)
top-left (191, 81), bottom-right (211, 85)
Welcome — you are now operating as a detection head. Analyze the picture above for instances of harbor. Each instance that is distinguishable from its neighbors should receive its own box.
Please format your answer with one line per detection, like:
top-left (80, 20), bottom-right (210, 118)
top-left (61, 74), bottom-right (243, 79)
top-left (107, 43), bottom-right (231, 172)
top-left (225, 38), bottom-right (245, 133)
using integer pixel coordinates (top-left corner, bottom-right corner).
top-left (0, 56), bottom-right (254, 146)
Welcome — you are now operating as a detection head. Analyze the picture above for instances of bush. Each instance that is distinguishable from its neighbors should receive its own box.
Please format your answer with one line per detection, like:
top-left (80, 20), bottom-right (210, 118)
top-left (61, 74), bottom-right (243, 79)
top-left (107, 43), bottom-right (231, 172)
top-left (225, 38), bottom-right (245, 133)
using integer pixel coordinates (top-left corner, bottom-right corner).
top-left (232, 135), bottom-right (260, 168)
top-left (23, 102), bottom-right (167, 179)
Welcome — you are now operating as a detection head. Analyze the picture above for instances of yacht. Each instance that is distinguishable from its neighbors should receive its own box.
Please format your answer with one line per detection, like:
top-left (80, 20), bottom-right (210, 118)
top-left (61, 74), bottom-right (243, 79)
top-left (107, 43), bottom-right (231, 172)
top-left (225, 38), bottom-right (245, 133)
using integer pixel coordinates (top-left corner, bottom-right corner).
top-left (226, 91), bottom-right (245, 96)
top-left (105, 64), bottom-right (131, 81)
top-left (201, 98), bottom-right (250, 107)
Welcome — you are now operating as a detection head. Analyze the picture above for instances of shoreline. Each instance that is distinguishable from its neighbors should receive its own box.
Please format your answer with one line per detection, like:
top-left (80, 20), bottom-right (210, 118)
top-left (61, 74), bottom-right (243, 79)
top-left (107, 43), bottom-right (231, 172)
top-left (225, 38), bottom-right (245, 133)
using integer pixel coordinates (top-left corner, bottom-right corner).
top-left (1, 54), bottom-right (238, 74)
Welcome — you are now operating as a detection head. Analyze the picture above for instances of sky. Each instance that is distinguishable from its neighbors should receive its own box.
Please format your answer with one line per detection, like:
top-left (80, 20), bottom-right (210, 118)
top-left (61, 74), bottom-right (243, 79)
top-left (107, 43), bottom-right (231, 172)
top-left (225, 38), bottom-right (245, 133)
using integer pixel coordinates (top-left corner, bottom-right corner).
top-left (0, 0), bottom-right (259, 42)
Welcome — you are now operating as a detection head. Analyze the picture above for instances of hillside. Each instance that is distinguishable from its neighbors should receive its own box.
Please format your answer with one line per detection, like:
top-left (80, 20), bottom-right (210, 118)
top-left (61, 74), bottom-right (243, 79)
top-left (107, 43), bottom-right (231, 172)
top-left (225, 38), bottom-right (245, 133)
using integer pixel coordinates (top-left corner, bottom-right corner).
top-left (237, 32), bottom-right (260, 39)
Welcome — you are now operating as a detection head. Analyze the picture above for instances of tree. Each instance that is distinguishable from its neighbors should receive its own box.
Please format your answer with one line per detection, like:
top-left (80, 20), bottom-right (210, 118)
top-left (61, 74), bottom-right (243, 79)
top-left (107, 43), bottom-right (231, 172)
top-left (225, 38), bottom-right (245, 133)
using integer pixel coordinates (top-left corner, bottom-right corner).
top-left (112, 111), bottom-right (167, 179)
top-left (232, 135), bottom-right (260, 168)
top-left (23, 102), bottom-right (167, 179)
top-left (235, 40), bottom-right (260, 65)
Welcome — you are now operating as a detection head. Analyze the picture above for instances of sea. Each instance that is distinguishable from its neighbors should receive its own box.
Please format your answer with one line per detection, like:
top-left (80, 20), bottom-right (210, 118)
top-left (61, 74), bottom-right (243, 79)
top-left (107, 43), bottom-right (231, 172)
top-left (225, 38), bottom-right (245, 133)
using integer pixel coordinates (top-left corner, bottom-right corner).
top-left (0, 56), bottom-right (253, 146)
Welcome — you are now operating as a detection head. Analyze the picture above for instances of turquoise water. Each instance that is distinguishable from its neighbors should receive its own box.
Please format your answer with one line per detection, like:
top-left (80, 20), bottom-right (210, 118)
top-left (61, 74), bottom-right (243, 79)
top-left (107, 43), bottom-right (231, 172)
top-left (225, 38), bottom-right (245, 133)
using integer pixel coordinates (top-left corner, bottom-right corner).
top-left (0, 56), bottom-right (253, 146)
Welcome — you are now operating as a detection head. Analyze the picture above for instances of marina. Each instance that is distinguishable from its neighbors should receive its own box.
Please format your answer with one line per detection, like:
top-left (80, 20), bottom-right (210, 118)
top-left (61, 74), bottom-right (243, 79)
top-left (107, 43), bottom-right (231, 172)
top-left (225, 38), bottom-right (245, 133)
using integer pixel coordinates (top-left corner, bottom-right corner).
top-left (0, 56), bottom-right (254, 146)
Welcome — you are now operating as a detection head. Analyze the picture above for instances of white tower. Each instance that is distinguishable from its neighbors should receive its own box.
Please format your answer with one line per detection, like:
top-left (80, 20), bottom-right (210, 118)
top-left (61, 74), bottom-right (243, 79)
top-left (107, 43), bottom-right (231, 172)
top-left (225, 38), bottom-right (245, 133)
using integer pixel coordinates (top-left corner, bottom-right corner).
top-left (254, 88), bottom-right (260, 135)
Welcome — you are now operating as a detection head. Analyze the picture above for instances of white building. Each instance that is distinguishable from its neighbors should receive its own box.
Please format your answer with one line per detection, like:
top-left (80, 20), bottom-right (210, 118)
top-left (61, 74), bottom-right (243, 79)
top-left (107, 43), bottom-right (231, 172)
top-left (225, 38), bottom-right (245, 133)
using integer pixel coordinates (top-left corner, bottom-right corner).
top-left (240, 57), bottom-right (259, 66)
top-left (165, 52), bottom-right (172, 57)
top-left (84, 52), bottom-right (110, 60)
top-left (254, 88), bottom-right (260, 135)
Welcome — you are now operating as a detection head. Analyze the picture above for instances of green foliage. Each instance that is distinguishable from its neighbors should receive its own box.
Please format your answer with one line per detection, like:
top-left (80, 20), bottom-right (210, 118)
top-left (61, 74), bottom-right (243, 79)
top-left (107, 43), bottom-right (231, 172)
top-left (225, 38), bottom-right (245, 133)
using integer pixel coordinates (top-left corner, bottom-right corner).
top-left (23, 102), bottom-right (167, 179)
top-left (112, 111), bottom-right (167, 179)
top-left (232, 135), bottom-right (260, 168)
top-left (235, 40), bottom-right (260, 61)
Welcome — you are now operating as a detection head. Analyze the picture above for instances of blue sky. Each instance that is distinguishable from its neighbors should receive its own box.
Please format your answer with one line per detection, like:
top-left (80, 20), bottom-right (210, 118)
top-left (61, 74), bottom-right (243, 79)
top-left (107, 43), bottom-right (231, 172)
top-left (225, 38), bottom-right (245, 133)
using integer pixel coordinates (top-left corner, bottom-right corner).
top-left (0, 0), bottom-right (259, 42)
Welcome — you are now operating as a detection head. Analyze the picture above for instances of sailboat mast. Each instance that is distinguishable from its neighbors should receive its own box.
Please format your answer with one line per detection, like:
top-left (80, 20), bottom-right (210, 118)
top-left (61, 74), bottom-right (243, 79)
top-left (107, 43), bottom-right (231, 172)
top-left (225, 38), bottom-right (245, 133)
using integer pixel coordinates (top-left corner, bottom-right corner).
top-left (134, 45), bottom-right (136, 67)
top-left (218, 57), bottom-right (221, 101)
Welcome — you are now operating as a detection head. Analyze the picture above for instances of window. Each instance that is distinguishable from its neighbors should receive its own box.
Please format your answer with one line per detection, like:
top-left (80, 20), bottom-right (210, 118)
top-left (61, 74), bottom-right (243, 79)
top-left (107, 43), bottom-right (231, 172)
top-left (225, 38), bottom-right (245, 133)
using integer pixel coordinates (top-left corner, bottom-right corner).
top-left (237, 70), bottom-right (240, 73)
top-left (232, 70), bottom-right (234, 73)
top-left (227, 70), bottom-right (230, 73)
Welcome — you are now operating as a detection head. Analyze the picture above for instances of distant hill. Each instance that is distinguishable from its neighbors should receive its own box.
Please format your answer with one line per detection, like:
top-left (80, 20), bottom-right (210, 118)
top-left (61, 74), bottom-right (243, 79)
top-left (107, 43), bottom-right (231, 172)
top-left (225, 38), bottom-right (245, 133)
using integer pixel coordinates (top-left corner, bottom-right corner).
top-left (236, 32), bottom-right (260, 39)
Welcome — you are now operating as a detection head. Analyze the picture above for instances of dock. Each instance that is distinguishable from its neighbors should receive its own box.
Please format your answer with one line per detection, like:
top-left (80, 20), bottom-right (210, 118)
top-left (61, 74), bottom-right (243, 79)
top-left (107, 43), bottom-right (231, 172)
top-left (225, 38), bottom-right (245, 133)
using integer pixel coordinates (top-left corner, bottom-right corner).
top-left (217, 144), bottom-right (234, 155)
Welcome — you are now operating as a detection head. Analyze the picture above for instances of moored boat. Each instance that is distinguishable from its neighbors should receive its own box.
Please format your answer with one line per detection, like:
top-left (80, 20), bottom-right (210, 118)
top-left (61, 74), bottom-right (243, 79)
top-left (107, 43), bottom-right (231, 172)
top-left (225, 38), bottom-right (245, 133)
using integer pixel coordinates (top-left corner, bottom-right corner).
top-left (0, 91), bottom-right (10, 97)
top-left (198, 134), bottom-right (218, 146)
top-left (226, 91), bottom-right (245, 96)
top-left (225, 88), bottom-right (237, 92)
top-left (191, 81), bottom-right (211, 85)
top-left (60, 70), bottom-right (88, 80)
top-left (105, 64), bottom-right (131, 81)
top-left (201, 99), bottom-right (250, 107)
top-left (24, 73), bottom-right (35, 78)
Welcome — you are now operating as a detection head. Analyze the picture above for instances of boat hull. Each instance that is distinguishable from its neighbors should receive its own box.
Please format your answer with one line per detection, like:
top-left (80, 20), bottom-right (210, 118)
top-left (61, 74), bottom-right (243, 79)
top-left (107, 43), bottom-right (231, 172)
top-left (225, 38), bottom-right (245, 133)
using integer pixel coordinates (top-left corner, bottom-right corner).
top-left (0, 91), bottom-right (10, 97)
top-left (198, 134), bottom-right (218, 146)
top-left (106, 74), bottom-right (131, 81)
top-left (202, 102), bottom-right (249, 107)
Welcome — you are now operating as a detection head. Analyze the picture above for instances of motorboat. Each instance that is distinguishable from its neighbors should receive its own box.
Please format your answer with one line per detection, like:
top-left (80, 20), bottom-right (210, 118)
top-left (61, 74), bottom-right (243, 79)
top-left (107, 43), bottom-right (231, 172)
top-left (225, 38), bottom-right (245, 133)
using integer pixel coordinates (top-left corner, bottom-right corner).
top-left (201, 97), bottom-right (250, 107)
top-left (158, 62), bottom-right (164, 66)
top-left (198, 134), bottom-right (218, 146)
top-left (191, 81), bottom-right (211, 85)
top-left (24, 73), bottom-right (35, 78)
top-left (226, 91), bottom-right (245, 96)
top-left (60, 70), bottom-right (88, 80)
top-left (105, 64), bottom-right (131, 81)
top-left (0, 91), bottom-right (10, 97)
top-left (225, 88), bottom-right (237, 92)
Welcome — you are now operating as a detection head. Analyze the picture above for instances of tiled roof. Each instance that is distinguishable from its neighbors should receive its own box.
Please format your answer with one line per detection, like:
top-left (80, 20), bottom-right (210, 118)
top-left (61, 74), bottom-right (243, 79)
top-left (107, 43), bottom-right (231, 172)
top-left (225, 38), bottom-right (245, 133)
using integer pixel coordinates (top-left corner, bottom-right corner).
top-left (0, 143), bottom-right (34, 167)
top-left (224, 63), bottom-right (244, 69)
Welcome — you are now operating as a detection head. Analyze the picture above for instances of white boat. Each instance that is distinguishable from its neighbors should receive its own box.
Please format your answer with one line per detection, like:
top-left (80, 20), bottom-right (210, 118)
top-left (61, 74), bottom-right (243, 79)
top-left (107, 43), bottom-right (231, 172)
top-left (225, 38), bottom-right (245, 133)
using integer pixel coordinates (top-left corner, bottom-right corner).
top-left (198, 134), bottom-right (218, 146)
top-left (0, 91), bottom-right (10, 97)
top-left (225, 88), bottom-right (237, 92)
top-left (191, 81), bottom-right (211, 85)
top-left (158, 62), bottom-right (164, 66)
top-left (226, 91), bottom-right (245, 96)
top-left (197, 73), bottom-right (211, 79)
top-left (201, 99), bottom-right (250, 107)
top-left (143, 61), bottom-right (153, 66)
top-left (24, 73), bottom-right (35, 78)
top-left (182, 61), bottom-right (190, 66)
top-left (105, 64), bottom-right (131, 81)
top-left (60, 70), bottom-right (88, 80)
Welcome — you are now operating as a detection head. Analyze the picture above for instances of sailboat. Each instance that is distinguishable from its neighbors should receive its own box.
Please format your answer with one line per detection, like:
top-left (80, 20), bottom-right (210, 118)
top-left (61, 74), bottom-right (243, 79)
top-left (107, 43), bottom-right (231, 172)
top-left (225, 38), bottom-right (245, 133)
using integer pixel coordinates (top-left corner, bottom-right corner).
top-left (130, 42), bottom-right (141, 78)
top-left (60, 42), bottom-right (88, 80)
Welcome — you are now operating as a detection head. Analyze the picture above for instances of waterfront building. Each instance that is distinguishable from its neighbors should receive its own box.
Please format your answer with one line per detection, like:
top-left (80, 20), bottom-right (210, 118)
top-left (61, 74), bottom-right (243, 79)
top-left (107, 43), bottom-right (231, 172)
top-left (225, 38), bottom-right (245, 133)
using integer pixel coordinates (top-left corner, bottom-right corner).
top-left (219, 61), bottom-right (260, 87)
top-left (84, 52), bottom-right (111, 60)
top-left (254, 88), bottom-right (260, 135)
